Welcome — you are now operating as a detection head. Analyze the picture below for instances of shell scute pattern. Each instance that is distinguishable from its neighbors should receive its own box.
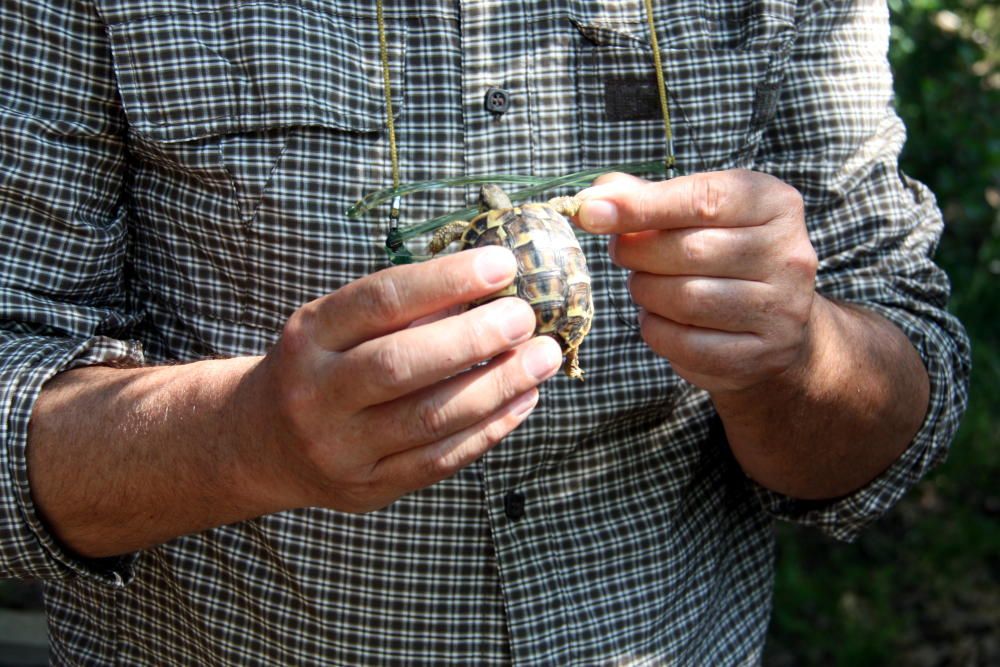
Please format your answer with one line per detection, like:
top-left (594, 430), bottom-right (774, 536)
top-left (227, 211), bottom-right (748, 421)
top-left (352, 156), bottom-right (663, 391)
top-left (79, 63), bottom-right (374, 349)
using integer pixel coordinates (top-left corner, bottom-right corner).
top-left (428, 186), bottom-right (593, 380)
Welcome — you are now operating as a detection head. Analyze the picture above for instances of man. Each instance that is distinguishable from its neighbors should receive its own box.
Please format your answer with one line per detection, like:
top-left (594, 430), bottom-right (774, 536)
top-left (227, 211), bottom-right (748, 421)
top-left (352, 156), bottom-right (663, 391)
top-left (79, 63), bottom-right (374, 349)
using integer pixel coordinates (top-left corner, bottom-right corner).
top-left (0, 0), bottom-right (969, 664)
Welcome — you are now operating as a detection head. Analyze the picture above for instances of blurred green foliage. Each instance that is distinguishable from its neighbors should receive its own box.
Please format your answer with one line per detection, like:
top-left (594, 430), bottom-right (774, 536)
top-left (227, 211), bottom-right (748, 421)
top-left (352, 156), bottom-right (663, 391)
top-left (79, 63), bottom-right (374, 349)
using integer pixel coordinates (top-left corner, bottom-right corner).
top-left (767, 1), bottom-right (1000, 665)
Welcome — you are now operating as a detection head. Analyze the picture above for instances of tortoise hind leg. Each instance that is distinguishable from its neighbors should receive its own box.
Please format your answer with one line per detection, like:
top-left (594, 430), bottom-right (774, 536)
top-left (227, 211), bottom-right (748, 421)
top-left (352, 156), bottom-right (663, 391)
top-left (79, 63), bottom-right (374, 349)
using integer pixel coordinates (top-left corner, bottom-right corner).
top-left (564, 347), bottom-right (585, 381)
top-left (427, 221), bottom-right (470, 255)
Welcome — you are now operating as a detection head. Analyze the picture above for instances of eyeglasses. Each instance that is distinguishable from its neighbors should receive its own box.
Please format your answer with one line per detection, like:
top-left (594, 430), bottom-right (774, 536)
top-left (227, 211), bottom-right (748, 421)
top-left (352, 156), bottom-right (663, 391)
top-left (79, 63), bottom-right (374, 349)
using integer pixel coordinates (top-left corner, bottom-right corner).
top-left (347, 160), bottom-right (674, 265)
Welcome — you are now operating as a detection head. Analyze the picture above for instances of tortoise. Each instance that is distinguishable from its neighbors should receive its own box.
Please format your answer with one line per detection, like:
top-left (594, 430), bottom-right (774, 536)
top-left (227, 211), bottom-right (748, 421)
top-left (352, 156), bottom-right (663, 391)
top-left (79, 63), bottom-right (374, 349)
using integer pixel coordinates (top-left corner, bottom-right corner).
top-left (428, 184), bottom-right (593, 380)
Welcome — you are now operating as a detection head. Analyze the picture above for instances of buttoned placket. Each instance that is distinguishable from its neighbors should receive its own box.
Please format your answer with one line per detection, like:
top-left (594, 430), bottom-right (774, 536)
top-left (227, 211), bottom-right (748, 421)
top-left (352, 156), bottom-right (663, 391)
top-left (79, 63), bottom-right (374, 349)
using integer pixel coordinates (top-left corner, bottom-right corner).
top-left (457, 0), bottom-right (563, 476)
top-left (458, 1), bottom-right (561, 662)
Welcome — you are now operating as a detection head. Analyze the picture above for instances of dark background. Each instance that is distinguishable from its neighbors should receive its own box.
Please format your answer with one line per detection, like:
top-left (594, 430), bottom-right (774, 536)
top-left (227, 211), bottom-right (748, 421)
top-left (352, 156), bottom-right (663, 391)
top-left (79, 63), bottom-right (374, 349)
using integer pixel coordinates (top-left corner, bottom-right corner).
top-left (766, 0), bottom-right (999, 664)
top-left (2, 1), bottom-right (998, 664)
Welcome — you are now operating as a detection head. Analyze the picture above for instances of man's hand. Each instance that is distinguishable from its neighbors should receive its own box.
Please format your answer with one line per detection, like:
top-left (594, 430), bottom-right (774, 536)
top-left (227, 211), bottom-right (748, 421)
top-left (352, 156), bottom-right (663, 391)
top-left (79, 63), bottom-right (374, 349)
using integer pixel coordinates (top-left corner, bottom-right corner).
top-left (244, 245), bottom-right (563, 513)
top-left (576, 170), bottom-right (818, 393)
top-left (28, 245), bottom-right (563, 557)
top-left (573, 170), bottom-right (929, 500)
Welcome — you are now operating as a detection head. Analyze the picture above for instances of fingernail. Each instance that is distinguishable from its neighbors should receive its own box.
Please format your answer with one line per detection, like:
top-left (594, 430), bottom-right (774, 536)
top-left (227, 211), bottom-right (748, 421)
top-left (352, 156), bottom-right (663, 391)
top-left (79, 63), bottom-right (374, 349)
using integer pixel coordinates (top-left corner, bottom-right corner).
top-left (523, 336), bottom-right (563, 380)
top-left (508, 390), bottom-right (539, 417)
top-left (495, 299), bottom-right (535, 341)
top-left (475, 247), bottom-right (517, 286)
top-left (580, 200), bottom-right (618, 233)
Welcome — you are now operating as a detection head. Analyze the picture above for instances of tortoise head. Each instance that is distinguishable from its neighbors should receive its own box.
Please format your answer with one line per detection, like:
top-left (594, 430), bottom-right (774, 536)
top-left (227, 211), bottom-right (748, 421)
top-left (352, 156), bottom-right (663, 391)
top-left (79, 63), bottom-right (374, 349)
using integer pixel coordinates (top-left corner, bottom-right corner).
top-left (479, 184), bottom-right (513, 212)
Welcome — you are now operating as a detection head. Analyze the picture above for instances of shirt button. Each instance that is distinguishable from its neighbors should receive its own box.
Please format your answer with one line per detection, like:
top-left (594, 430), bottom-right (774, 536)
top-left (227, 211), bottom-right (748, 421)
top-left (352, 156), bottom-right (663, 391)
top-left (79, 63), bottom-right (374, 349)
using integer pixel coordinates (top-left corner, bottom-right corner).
top-left (484, 87), bottom-right (511, 115)
top-left (503, 491), bottom-right (526, 520)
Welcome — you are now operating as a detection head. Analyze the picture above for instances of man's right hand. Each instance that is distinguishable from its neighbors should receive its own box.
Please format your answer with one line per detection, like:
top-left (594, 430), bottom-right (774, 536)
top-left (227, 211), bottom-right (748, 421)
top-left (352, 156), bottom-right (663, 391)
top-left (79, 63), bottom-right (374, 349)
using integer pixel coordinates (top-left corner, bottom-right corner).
top-left (245, 245), bottom-right (563, 514)
top-left (27, 246), bottom-right (560, 559)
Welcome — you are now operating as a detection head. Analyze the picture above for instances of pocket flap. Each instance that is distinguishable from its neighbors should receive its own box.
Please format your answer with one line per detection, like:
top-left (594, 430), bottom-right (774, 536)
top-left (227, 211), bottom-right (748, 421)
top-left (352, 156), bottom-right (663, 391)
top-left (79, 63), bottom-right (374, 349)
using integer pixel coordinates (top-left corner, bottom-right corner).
top-left (107, 3), bottom-right (405, 142)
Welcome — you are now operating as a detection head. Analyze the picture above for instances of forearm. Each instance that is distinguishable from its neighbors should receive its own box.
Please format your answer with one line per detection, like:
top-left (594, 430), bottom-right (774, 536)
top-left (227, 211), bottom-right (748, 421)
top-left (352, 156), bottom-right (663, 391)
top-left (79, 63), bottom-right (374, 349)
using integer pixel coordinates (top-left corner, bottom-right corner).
top-left (26, 357), bottom-right (283, 559)
top-left (712, 296), bottom-right (930, 500)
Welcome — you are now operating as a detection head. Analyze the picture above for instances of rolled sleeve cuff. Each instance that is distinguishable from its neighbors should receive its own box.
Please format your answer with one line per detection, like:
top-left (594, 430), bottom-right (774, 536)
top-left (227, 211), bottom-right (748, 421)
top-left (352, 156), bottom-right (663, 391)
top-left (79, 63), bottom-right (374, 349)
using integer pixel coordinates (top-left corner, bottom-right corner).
top-left (2, 334), bottom-right (144, 586)
top-left (753, 297), bottom-right (970, 542)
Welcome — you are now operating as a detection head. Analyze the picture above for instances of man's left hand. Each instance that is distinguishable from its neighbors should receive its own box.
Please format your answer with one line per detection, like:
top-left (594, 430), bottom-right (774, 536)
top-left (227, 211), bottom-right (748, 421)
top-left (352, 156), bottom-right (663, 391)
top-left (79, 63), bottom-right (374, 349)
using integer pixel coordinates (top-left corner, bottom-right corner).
top-left (575, 169), bottom-right (819, 393)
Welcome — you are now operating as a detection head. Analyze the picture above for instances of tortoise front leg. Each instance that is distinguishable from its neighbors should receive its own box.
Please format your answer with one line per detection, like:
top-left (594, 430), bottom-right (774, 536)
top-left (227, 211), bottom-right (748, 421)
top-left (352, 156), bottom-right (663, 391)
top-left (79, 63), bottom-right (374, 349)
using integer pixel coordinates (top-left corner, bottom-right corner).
top-left (427, 220), bottom-right (470, 255)
top-left (547, 195), bottom-right (582, 218)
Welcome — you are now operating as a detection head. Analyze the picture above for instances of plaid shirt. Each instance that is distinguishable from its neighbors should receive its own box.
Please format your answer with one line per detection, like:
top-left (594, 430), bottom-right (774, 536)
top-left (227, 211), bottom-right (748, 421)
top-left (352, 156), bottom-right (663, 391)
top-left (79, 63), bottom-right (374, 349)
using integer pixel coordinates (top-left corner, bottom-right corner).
top-left (0, 0), bottom-right (970, 664)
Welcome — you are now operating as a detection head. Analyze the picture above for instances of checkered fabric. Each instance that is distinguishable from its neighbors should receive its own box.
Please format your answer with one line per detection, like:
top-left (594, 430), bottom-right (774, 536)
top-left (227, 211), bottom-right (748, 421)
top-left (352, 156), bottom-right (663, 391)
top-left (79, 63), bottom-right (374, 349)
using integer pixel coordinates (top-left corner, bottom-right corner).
top-left (0, 0), bottom-right (970, 664)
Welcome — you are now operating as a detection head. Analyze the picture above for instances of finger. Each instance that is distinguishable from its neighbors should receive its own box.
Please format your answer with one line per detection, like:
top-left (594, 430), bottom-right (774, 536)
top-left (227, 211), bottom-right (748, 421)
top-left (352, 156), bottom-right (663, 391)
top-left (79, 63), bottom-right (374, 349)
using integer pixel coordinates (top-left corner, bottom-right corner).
top-left (326, 296), bottom-right (544, 408)
top-left (300, 246), bottom-right (518, 351)
top-left (591, 171), bottom-right (643, 188)
top-left (407, 304), bottom-right (465, 329)
top-left (370, 387), bottom-right (540, 499)
top-left (637, 311), bottom-right (769, 381)
top-left (628, 273), bottom-right (777, 334)
top-left (357, 335), bottom-right (563, 455)
top-left (609, 226), bottom-right (780, 280)
top-left (576, 169), bottom-right (802, 234)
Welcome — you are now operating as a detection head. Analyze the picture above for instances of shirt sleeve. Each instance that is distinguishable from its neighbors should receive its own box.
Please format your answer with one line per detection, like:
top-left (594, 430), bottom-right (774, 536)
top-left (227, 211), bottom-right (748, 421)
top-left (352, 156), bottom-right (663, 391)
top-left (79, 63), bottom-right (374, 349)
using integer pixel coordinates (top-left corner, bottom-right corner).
top-left (748, 0), bottom-right (972, 541)
top-left (0, 1), bottom-right (145, 583)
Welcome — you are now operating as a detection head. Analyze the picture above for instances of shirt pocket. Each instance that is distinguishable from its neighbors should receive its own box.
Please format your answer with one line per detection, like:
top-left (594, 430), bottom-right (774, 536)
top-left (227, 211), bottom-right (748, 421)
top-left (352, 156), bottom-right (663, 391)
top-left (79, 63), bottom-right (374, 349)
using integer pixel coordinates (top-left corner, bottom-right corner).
top-left (103, 3), bottom-right (404, 328)
top-left (107, 4), bottom-right (403, 141)
top-left (569, 15), bottom-right (778, 174)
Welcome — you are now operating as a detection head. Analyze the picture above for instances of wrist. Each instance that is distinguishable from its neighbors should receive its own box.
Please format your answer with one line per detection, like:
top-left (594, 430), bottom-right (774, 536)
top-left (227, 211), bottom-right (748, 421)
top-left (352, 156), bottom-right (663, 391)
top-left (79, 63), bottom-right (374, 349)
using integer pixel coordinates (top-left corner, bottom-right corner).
top-left (225, 355), bottom-right (313, 514)
top-left (713, 294), bottom-right (836, 406)
top-left (706, 294), bottom-right (928, 499)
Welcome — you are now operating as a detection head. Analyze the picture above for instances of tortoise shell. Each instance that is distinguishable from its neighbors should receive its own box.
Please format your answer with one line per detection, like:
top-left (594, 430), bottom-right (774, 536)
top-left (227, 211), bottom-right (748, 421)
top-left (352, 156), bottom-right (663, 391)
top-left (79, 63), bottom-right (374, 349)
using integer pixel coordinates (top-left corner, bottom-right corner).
top-left (457, 194), bottom-right (593, 380)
